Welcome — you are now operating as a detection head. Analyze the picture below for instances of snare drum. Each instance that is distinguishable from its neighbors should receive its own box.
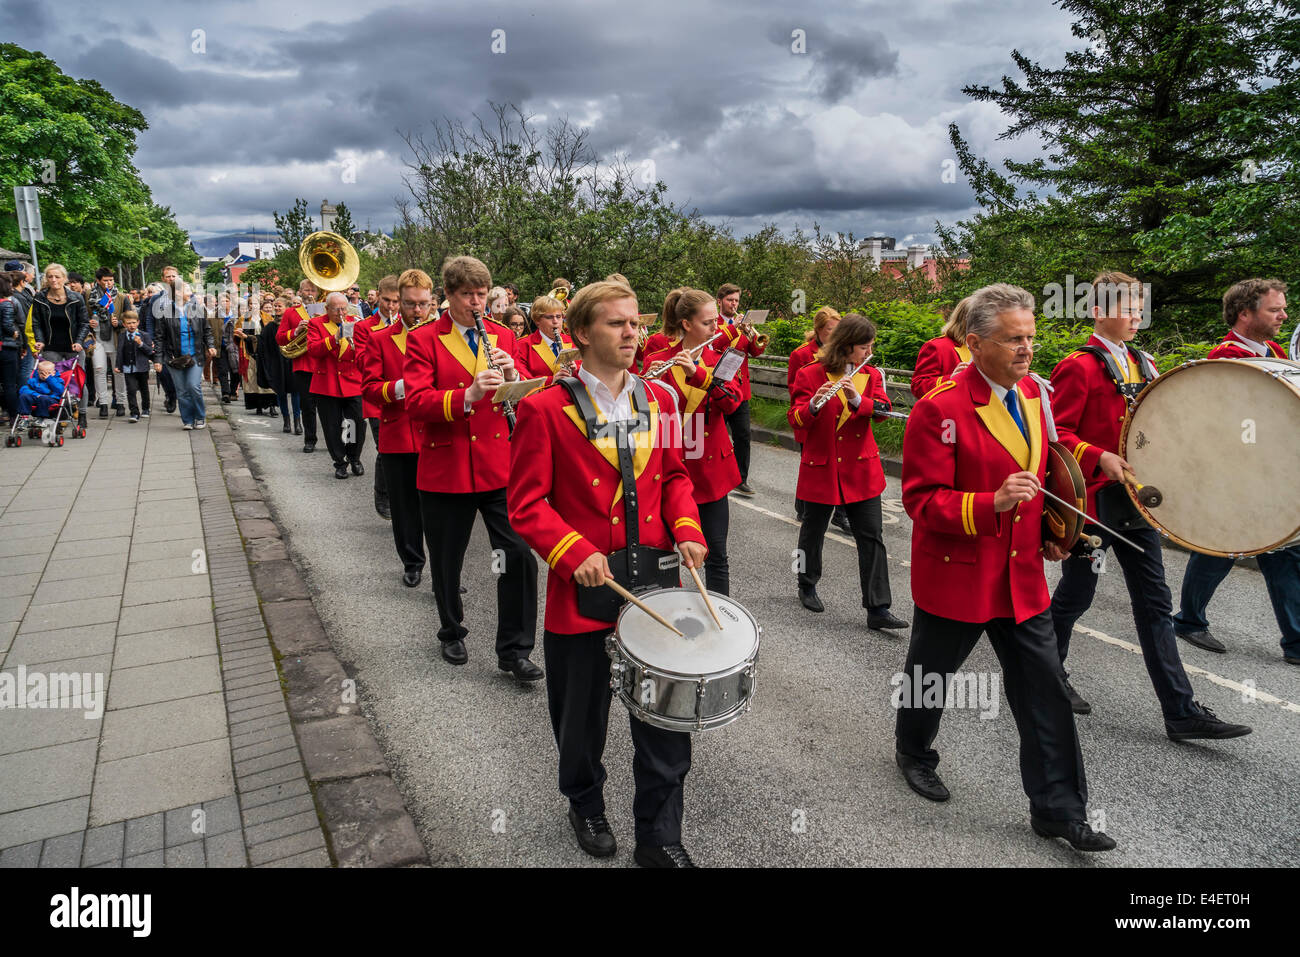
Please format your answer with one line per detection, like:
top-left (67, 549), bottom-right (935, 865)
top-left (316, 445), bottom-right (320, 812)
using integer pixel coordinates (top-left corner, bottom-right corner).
top-left (1121, 357), bottom-right (1300, 556)
top-left (607, 588), bottom-right (760, 732)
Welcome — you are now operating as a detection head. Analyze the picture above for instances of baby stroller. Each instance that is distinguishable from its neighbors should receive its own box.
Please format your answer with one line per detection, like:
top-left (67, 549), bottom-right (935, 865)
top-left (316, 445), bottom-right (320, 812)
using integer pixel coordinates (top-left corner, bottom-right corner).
top-left (6, 358), bottom-right (88, 448)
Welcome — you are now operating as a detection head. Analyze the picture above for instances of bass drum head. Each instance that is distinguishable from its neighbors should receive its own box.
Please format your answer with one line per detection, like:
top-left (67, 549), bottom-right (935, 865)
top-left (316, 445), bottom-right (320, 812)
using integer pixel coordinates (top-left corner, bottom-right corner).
top-left (1122, 359), bottom-right (1300, 555)
top-left (617, 588), bottom-right (759, 676)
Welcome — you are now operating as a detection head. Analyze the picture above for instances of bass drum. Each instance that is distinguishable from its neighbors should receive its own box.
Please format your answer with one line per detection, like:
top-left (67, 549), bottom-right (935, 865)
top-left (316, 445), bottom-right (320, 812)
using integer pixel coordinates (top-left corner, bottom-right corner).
top-left (1121, 357), bottom-right (1300, 556)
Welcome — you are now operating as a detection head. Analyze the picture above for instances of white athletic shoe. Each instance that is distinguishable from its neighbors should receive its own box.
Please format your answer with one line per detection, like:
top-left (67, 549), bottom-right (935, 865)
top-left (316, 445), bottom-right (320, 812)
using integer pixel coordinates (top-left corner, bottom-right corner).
top-left (195, 419), bottom-right (206, 429)
top-left (183, 423), bottom-right (194, 431)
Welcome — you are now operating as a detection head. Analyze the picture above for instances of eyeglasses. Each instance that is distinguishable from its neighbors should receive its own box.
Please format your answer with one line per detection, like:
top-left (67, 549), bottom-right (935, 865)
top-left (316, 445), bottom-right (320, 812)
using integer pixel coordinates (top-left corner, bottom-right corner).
top-left (983, 335), bottom-right (1035, 351)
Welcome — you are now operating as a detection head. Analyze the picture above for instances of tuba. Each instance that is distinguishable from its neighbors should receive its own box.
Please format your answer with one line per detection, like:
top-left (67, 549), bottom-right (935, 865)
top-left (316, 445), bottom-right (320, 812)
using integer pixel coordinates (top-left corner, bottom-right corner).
top-left (280, 231), bottom-right (361, 359)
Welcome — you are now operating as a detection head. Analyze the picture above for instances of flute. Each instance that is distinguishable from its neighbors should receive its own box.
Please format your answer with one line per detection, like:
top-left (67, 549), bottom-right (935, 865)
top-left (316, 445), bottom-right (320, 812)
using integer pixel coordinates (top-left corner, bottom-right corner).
top-left (644, 331), bottom-right (725, 379)
top-left (811, 355), bottom-right (875, 412)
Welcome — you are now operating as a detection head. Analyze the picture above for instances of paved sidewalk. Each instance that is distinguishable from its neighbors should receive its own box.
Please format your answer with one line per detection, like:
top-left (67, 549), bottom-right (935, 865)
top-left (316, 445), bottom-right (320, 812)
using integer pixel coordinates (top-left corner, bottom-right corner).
top-left (0, 392), bottom-right (330, 867)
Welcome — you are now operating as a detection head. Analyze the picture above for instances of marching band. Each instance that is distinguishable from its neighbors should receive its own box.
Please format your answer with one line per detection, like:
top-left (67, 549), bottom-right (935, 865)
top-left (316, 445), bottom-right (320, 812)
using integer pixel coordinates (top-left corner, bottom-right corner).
top-left (271, 231), bottom-right (1291, 866)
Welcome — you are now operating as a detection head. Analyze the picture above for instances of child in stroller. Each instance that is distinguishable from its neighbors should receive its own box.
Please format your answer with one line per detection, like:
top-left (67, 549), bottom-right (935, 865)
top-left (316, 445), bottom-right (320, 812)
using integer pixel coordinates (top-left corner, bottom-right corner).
top-left (6, 357), bottom-right (88, 447)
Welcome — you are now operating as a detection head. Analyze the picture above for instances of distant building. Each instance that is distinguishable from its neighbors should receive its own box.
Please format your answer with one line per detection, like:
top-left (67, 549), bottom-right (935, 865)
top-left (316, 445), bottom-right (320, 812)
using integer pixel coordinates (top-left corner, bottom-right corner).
top-left (864, 237), bottom-right (968, 282)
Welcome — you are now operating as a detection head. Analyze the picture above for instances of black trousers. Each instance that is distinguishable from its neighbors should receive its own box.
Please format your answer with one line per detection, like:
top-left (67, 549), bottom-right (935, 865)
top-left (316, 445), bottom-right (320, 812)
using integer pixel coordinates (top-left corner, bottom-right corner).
top-left (544, 628), bottom-right (692, 846)
top-left (123, 372), bottom-right (150, 415)
top-left (895, 606), bottom-right (1088, 822)
top-left (1051, 524), bottom-right (1194, 720)
top-left (724, 399), bottom-right (751, 482)
top-left (292, 369), bottom-right (318, 443)
top-left (798, 497), bottom-right (892, 611)
top-left (697, 495), bottom-right (730, 596)
top-left (381, 452), bottom-right (424, 573)
top-left (419, 487), bottom-right (537, 660)
top-left (367, 419), bottom-right (387, 499)
top-left (158, 365), bottom-right (176, 402)
top-left (315, 394), bottom-right (365, 467)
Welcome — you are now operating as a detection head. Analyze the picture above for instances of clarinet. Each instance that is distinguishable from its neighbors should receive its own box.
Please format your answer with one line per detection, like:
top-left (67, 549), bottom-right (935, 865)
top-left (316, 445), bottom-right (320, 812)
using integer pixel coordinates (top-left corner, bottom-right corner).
top-left (472, 309), bottom-right (516, 435)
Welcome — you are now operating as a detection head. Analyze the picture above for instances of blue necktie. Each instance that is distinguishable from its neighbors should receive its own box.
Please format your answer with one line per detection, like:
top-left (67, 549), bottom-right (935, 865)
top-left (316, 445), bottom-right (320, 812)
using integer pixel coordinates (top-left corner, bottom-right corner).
top-left (551, 339), bottom-right (561, 358)
top-left (1004, 389), bottom-right (1028, 440)
top-left (466, 328), bottom-right (478, 356)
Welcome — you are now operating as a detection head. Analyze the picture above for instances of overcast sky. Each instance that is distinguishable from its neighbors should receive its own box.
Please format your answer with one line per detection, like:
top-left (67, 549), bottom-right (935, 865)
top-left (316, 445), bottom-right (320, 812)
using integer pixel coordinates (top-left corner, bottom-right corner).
top-left (7, 0), bottom-right (1080, 247)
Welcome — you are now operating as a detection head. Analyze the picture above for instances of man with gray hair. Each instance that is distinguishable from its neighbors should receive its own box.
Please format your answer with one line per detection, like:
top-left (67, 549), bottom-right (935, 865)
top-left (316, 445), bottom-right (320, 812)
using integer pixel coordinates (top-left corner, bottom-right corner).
top-left (897, 283), bottom-right (1114, 852)
top-left (306, 291), bottom-right (366, 479)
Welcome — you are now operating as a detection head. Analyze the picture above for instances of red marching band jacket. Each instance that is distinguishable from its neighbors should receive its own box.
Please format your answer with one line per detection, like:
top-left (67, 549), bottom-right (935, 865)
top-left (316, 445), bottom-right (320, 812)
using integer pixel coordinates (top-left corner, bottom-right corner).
top-left (508, 377), bottom-right (708, 635)
top-left (1048, 334), bottom-right (1155, 515)
top-left (910, 335), bottom-right (971, 401)
top-left (514, 330), bottom-right (579, 385)
top-left (717, 315), bottom-right (768, 401)
top-left (1206, 330), bottom-right (1287, 360)
top-left (787, 361), bottom-right (890, 506)
top-left (305, 315), bottom-right (362, 397)
top-left (275, 305), bottom-right (320, 374)
top-left (353, 311), bottom-right (398, 418)
top-left (786, 337), bottom-right (821, 394)
top-left (642, 343), bottom-right (742, 503)
top-left (358, 321), bottom-right (423, 454)
top-left (404, 313), bottom-right (519, 494)
top-left (901, 366), bottom-right (1051, 624)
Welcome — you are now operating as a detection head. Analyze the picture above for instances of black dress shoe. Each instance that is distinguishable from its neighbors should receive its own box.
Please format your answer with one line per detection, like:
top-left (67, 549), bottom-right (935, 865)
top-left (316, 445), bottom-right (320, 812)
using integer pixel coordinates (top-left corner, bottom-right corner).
top-left (402, 569), bottom-right (421, 588)
top-left (375, 494), bottom-right (391, 521)
top-left (1063, 678), bottom-right (1091, 715)
top-left (1166, 702), bottom-right (1252, 741)
top-left (1031, 817), bottom-right (1117, 851)
top-left (334, 464), bottom-right (349, 479)
top-left (634, 843), bottom-right (695, 868)
top-left (733, 482), bottom-right (755, 498)
top-left (350, 460), bottom-right (364, 476)
top-left (1285, 655), bottom-right (1300, 666)
top-left (165, 398), bottom-right (177, 414)
top-left (98, 404), bottom-right (108, 419)
top-left (568, 810), bottom-right (617, 858)
top-left (499, 657), bottom-right (544, 682)
top-left (441, 639), bottom-right (468, 665)
top-left (303, 442), bottom-right (316, 453)
top-left (1177, 630), bottom-right (1227, 653)
top-left (114, 405), bottom-right (125, 417)
top-left (896, 753), bottom-right (950, 802)
top-left (867, 610), bottom-right (909, 630)
top-left (799, 586), bottom-right (824, 613)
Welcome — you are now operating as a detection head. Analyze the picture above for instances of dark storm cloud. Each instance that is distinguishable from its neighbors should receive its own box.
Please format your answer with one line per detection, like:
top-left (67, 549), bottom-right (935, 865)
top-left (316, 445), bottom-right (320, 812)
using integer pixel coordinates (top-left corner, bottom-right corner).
top-left (18, 0), bottom-right (1078, 242)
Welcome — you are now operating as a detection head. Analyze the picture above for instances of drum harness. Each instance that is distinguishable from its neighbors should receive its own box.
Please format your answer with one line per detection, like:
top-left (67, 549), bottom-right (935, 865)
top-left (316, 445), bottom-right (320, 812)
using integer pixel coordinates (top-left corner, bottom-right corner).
top-left (559, 376), bottom-right (680, 620)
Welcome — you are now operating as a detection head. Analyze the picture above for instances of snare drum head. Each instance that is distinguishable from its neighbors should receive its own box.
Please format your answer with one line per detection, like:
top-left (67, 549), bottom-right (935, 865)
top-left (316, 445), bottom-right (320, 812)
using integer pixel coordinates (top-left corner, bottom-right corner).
top-left (617, 588), bottom-right (759, 676)
top-left (1123, 359), bottom-right (1300, 554)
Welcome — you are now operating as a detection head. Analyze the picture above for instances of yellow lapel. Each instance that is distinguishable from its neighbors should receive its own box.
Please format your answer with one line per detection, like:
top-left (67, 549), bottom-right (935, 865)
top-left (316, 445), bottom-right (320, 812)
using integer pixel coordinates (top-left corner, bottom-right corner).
top-left (670, 365), bottom-right (710, 414)
top-left (440, 325), bottom-right (494, 377)
top-left (392, 326), bottom-right (409, 355)
top-left (835, 371), bottom-right (870, 430)
top-left (533, 339), bottom-right (559, 373)
top-left (561, 392), bottom-right (659, 506)
top-left (956, 344), bottom-right (972, 363)
top-left (1023, 395), bottom-right (1042, 472)
top-left (975, 390), bottom-right (1034, 470)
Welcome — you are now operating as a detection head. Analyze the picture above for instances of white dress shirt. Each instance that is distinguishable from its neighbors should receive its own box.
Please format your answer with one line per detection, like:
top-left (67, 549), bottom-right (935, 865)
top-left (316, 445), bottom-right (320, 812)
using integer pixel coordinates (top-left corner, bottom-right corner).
top-left (1228, 330), bottom-right (1269, 356)
top-left (578, 366), bottom-right (637, 422)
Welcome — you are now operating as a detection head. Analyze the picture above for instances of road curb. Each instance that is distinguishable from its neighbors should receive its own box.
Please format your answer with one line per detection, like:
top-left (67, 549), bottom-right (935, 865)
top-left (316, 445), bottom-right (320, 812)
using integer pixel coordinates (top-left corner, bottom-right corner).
top-left (208, 410), bottom-right (430, 868)
top-left (750, 423), bottom-right (1257, 568)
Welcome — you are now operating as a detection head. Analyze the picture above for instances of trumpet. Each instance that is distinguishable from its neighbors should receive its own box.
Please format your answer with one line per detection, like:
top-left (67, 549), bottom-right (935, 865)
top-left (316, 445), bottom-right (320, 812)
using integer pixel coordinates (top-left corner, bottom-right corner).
top-left (644, 331), bottom-right (725, 379)
top-left (472, 309), bottom-right (517, 435)
top-left (733, 314), bottom-right (769, 352)
top-left (811, 355), bottom-right (875, 413)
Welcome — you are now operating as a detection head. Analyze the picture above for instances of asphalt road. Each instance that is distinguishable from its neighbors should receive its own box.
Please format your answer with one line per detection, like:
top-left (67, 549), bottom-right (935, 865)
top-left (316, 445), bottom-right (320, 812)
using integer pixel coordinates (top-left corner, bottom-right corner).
top-left (229, 407), bottom-right (1300, 867)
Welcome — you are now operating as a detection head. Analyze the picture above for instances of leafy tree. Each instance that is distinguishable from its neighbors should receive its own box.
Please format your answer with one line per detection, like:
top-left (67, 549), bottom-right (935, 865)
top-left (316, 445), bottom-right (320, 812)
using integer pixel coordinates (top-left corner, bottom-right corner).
top-left (330, 202), bottom-right (358, 246)
top-left (939, 0), bottom-right (1300, 344)
top-left (202, 262), bottom-right (226, 287)
top-left (0, 43), bottom-right (180, 277)
top-left (273, 198), bottom-right (314, 248)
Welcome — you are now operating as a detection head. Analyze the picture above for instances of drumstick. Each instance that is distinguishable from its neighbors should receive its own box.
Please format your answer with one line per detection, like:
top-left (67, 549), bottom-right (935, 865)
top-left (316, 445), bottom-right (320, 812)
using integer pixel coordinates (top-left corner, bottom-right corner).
top-left (1039, 486), bottom-right (1146, 553)
top-left (685, 563), bottom-right (722, 630)
top-left (603, 578), bottom-right (685, 637)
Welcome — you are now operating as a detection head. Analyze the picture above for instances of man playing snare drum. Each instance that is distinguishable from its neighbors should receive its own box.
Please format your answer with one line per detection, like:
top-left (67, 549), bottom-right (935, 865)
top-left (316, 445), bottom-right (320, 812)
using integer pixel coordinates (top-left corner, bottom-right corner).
top-left (508, 280), bottom-right (710, 868)
top-left (1048, 271), bottom-right (1252, 741)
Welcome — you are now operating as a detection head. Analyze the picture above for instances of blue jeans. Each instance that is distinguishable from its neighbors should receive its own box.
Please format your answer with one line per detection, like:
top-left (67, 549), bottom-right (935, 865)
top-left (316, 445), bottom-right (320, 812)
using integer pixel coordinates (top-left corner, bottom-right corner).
top-left (170, 361), bottom-right (205, 424)
top-left (1175, 548), bottom-right (1300, 658)
top-left (277, 390), bottom-right (301, 417)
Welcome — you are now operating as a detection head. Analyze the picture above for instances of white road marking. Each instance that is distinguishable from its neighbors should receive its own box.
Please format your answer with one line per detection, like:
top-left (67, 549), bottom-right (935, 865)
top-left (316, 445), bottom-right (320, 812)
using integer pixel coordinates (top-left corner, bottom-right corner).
top-left (732, 491), bottom-right (1300, 717)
